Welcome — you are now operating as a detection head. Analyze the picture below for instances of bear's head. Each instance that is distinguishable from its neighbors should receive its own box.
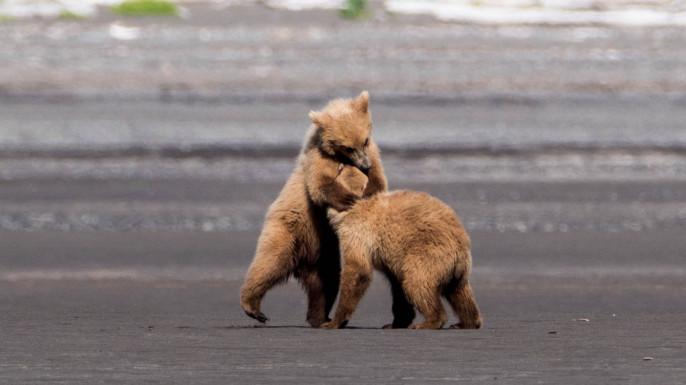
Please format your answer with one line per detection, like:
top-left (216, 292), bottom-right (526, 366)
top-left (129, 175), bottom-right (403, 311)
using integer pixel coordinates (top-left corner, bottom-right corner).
top-left (309, 91), bottom-right (373, 173)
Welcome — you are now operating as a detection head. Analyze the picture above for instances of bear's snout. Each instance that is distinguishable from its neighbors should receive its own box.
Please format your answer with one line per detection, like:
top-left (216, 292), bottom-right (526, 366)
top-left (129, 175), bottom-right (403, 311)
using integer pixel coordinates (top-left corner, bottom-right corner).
top-left (355, 152), bottom-right (372, 173)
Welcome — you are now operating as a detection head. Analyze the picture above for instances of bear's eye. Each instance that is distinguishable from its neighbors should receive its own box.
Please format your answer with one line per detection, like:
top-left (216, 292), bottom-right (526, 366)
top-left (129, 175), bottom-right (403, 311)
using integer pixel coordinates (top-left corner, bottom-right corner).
top-left (344, 146), bottom-right (354, 153)
top-left (364, 138), bottom-right (369, 147)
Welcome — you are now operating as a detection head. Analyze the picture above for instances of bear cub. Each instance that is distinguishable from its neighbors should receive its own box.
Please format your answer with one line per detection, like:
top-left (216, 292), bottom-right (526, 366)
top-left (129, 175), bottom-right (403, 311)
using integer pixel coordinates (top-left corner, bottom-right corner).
top-left (323, 166), bottom-right (482, 330)
top-left (240, 91), bottom-right (387, 327)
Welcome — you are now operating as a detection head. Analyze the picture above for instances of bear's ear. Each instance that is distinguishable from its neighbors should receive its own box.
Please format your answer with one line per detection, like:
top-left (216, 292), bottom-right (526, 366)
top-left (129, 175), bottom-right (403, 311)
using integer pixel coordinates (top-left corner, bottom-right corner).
top-left (351, 90), bottom-right (369, 114)
top-left (309, 111), bottom-right (329, 128)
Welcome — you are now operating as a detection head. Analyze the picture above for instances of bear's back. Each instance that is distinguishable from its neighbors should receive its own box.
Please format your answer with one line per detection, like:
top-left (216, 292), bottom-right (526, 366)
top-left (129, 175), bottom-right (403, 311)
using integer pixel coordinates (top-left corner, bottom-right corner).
top-left (386, 191), bottom-right (459, 225)
top-left (353, 190), bottom-right (466, 248)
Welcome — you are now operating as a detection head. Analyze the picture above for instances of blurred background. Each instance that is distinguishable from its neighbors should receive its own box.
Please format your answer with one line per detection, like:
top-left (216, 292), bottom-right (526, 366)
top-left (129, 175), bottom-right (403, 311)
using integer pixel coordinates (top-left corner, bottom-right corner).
top-left (2, 0), bottom-right (686, 381)
top-left (2, 0), bottom-right (686, 286)
top-left (1, 0), bottom-right (686, 291)
top-left (1, 0), bottom-right (685, 257)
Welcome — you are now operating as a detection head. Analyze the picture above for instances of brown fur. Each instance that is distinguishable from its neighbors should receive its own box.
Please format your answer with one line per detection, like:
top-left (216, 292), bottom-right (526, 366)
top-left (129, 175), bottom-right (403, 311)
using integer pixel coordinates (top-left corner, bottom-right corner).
top-left (322, 170), bottom-right (481, 330)
top-left (240, 91), bottom-right (387, 327)
top-left (335, 163), bottom-right (369, 198)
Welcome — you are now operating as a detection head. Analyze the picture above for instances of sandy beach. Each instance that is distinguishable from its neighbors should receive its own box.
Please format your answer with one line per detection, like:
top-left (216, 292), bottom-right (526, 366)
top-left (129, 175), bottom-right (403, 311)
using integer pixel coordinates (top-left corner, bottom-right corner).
top-left (1, 2), bottom-right (686, 382)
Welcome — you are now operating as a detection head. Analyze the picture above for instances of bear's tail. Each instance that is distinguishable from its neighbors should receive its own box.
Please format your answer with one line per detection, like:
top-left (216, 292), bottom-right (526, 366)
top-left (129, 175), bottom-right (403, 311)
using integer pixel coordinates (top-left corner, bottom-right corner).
top-left (447, 249), bottom-right (482, 329)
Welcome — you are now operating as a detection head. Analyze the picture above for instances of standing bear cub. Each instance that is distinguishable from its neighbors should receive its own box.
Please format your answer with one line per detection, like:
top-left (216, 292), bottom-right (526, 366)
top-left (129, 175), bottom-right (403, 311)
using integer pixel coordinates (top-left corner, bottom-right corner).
top-left (323, 166), bottom-right (482, 330)
top-left (240, 91), bottom-right (387, 327)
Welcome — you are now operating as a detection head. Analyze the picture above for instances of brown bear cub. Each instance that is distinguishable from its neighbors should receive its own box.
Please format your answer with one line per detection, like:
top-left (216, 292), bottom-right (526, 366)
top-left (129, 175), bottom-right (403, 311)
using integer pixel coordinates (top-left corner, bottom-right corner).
top-left (323, 166), bottom-right (482, 330)
top-left (240, 91), bottom-right (387, 327)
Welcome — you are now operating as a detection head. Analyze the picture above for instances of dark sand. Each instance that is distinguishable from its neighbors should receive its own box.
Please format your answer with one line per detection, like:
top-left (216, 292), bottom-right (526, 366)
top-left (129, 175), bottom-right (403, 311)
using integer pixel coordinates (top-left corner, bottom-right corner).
top-left (2, 4), bottom-right (686, 382)
top-left (1, 229), bottom-right (685, 383)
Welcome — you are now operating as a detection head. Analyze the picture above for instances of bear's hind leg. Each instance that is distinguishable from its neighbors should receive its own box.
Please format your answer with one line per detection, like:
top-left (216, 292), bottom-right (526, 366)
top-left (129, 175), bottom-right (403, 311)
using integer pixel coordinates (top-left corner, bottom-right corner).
top-left (320, 255), bottom-right (373, 329)
top-left (382, 273), bottom-right (415, 329)
top-left (403, 279), bottom-right (447, 329)
top-left (321, 259), bottom-right (341, 321)
top-left (297, 264), bottom-right (338, 328)
top-left (240, 230), bottom-right (296, 323)
top-left (241, 261), bottom-right (291, 323)
top-left (445, 275), bottom-right (482, 330)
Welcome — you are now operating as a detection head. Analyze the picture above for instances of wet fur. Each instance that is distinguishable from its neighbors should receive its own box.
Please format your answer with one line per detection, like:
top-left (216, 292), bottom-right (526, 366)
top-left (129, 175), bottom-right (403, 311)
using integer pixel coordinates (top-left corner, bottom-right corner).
top-left (323, 168), bottom-right (482, 330)
top-left (240, 92), bottom-right (387, 327)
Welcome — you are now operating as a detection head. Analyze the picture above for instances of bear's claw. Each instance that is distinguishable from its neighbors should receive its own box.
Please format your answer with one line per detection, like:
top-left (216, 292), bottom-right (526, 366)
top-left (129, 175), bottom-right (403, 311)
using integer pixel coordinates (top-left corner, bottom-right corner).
top-left (245, 310), bottom-right (269, 323)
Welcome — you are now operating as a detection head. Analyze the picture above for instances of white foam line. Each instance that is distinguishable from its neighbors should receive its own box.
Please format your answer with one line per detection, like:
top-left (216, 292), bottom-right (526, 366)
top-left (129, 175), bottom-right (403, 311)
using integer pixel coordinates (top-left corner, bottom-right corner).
top-left (475, 265), bottom-right (686, 279)
top-left (2, 265), bottom-right (686, 283)
top-left (0, 0), bottom-right (188, 18)
top-left (265, 0), bottom-right (345, 11)
top-left (0, 0), bottom-right (118, 18)
top-left (0, 267), bottom-right (247, 282)
top-left (386, 0), bottom-right (686, 27)
top-left (0, 0), bottom-right (341, 18)
top-left (3, 0), bottom-right (686, 25)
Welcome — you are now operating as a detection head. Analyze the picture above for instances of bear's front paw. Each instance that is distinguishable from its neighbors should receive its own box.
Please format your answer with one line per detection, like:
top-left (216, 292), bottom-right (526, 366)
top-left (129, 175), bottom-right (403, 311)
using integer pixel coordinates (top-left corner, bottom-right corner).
top-left (319, 320), bottom-right (346, 329)
top-left (331, 192), bottom-right (358, 212)
top-left (320, 319), bottom-right (349, 329)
